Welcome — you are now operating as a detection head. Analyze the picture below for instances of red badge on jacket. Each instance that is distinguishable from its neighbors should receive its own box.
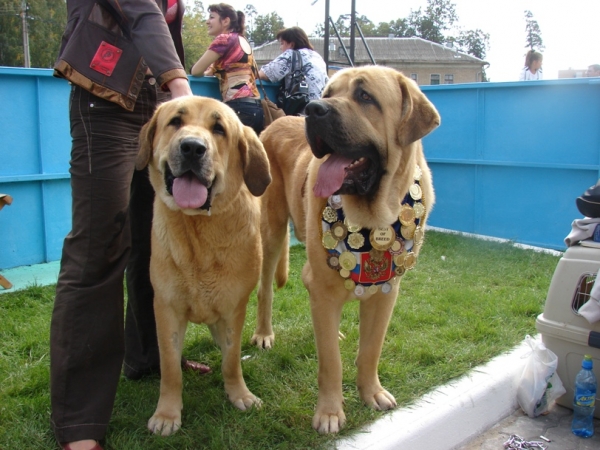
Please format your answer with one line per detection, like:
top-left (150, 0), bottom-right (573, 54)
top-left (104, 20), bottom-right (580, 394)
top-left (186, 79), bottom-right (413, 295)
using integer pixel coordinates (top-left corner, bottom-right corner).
top-left (90, 41), bottom-right (123, 77)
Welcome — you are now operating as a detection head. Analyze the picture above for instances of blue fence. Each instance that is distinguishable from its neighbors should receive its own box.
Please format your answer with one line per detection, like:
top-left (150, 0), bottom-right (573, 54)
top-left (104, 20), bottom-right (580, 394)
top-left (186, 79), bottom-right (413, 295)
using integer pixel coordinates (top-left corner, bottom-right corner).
top-left (1, 67), bottom-right (599, 269)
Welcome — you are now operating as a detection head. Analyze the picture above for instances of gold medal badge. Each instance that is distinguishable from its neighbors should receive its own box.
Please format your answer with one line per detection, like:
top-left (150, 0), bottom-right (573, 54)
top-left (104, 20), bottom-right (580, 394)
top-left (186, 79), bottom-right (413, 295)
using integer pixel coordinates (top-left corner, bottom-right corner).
top-left (322, 230), bottom-right (339, 250)
top-left (409, 183), bottom-right (422, 201)
top-left (347, 232), bottom-right (365, 249)
top-left (322, 206), bottom-right (338, 223)
top-left (404, 251), bottom-right (417, 270)
top-left (399, 204), bottom-right (416, 226)
top-left (413, 202), bottom-right (426, 219)
top-left (344, 217), bottom-right (362, 233)
top-left (400, 222), bottom-right (416, 240)
top-left (369, 226), bottom-right (395, 251)
top-left (414, 165), bottom-right (422, 181)
top-left (339, 251), bottom-right (357, 271)
top-left (413, 226), bottom-right (425, 246)
top-left (331, 221), bottom-right (348, 240)
top-left (344, 278), bottom-right (356, 290)
top-left (367, 284), bottom-right (379, 295)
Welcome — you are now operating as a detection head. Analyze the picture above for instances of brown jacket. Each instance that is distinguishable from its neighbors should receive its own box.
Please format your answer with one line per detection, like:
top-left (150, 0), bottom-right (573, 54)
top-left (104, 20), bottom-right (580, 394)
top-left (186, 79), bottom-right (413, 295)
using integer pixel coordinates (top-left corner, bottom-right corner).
top-left (54, 0), bottom-right (186, 111)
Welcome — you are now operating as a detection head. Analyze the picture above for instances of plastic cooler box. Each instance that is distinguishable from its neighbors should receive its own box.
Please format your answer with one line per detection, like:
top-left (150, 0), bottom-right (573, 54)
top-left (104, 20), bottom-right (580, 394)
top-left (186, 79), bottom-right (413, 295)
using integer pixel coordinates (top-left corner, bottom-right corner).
top-left (536, 243), bottom-right (600, 418)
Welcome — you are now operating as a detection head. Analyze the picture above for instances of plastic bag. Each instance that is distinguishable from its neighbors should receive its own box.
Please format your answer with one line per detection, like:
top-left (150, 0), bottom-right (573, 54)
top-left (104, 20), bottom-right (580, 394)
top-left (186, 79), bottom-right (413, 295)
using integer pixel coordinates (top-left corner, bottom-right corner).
top-left (516, 335), bottom-right (566, 417)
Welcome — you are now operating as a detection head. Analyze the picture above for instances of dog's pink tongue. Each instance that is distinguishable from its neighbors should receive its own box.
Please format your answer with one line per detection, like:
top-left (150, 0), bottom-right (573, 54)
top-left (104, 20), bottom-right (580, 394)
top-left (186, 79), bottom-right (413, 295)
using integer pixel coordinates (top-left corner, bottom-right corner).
top-left (313, 153), bottom-right (354, 198)
top-left (172, 173), bottom-right (208, 209)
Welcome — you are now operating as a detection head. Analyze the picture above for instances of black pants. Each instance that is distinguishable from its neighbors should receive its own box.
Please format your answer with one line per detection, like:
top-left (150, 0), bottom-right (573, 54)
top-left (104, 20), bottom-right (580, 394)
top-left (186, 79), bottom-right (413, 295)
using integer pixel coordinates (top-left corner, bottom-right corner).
top-left (226, 98), bottom-right (264, 135)
top-left (50, 81), bottom-right (166, 444)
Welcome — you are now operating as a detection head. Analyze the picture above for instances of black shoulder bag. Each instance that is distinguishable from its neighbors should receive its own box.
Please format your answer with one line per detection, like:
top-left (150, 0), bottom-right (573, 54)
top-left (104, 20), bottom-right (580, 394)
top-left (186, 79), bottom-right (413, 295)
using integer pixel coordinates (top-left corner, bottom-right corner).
top-left (277, 50), bottom-right (310, 116)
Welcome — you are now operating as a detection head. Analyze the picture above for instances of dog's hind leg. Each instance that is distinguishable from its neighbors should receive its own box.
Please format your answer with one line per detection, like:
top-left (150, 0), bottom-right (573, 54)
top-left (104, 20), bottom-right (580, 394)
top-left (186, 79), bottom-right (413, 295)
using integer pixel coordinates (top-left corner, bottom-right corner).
top-left (356, 292), bottom-right (398, 411)
top-left (253, 203), bottom-right (290, 349)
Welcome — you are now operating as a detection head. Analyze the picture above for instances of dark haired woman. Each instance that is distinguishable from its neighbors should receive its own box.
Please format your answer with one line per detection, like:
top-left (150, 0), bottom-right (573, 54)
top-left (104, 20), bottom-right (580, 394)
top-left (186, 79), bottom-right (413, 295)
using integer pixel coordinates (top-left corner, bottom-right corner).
top-left (519, 49), bottom-right (543, 81)
top-left (258, 26), bottom-right (329, 112)
top-left (191, 3), bottom-right (263, 135)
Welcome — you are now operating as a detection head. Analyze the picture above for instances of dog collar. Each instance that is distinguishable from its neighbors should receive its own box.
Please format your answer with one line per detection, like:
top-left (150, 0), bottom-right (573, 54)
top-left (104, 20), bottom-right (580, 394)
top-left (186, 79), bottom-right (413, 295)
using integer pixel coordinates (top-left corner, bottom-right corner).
top-left (320, 165), bottom-right (427, 297)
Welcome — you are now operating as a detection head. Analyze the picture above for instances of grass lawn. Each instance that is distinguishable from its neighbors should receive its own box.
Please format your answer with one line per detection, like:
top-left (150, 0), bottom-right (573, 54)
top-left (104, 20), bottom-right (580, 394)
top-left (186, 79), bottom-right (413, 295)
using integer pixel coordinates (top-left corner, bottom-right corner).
top-left (0, 230), bottom-right (561, 449)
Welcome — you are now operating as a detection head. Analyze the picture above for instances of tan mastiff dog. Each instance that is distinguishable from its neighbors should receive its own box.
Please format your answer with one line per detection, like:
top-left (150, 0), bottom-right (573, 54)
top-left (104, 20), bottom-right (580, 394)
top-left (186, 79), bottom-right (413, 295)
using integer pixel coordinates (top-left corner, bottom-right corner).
top-left (253, 66), bottom-right (440, 433)
top-left (136, 96), bottom-right (271, 436)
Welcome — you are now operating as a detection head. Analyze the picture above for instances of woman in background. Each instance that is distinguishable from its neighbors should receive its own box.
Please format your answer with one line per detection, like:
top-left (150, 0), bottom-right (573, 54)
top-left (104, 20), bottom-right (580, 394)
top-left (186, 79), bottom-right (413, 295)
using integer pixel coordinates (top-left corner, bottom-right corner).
top-left (190, 3), bottom-right (263, 135)
top-left (519, 49), bottom-right (543, 81)
top-left (258, 26), bottom-right (329, 112)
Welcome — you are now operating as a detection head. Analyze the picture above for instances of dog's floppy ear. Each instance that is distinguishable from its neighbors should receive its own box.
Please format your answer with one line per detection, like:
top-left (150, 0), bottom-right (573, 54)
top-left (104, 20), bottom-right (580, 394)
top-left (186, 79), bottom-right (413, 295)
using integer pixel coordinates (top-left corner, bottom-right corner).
top-left (397, 75), bottom-right (441, 147)
top-left (239, 126), bottom-right (272, 196)
top-left (136, 112), bottom-right (159, 170)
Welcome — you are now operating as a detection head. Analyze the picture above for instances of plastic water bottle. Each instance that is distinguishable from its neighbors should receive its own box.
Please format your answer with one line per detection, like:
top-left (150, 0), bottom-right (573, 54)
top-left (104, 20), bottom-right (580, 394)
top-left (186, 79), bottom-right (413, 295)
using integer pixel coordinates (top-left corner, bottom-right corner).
top-left (571, 355), bottom-right (597, 438)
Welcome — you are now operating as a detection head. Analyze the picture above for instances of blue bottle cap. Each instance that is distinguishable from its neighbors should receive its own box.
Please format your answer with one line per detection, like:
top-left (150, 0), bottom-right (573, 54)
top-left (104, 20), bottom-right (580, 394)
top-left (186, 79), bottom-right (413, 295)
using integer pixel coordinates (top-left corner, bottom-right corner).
top-left (582, 355), bottom-right (593, 370)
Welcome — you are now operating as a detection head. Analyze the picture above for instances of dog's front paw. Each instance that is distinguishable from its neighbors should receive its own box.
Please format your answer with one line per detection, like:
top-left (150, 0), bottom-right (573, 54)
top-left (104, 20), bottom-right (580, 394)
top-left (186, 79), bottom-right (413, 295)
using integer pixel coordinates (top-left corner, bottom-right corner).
top-left (230, 391), bottom-right (262, 411)
top-left (312, 409), bottom-right (346, 434)
top-left (362, 388), bottom-right (397, 411)
top-left (148, 412), bottom-right (182, 436)
top-left (250, 332), bottom-right (275, 349)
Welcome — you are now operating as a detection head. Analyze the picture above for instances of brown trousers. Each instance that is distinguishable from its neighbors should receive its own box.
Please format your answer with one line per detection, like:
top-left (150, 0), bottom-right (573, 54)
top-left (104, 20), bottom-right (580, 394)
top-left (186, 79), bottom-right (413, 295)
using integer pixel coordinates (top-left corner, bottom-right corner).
top-left (50, 81), bottom-right (167, 444)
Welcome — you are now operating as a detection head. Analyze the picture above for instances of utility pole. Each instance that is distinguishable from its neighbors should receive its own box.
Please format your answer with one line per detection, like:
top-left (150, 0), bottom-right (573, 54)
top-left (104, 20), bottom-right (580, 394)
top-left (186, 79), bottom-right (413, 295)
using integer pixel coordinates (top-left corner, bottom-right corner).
top-left (20, 0), bottom-right (30, 68)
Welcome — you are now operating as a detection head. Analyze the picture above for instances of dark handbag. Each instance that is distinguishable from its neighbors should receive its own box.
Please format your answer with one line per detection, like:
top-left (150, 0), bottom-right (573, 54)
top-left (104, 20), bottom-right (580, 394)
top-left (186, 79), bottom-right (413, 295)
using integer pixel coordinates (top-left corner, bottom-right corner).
top-left (277, 50), bottom-right (310, 116)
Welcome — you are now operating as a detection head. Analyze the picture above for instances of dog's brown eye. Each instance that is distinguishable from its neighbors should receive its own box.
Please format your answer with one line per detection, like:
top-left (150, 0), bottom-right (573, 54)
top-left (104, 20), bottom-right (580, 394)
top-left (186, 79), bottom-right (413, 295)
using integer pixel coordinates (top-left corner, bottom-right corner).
top-left (213, 123), bottom-right (225, 136)
top-left (359, 90), bottom-right (373, 102)
top-left (169, 116), bottom-right (182, 128)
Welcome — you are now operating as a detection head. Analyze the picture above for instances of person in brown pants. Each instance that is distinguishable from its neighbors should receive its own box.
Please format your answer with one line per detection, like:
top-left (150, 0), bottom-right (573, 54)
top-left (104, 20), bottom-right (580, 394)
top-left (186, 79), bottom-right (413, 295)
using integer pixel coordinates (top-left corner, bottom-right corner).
top-left (50, 2), bottom-right (208, 449)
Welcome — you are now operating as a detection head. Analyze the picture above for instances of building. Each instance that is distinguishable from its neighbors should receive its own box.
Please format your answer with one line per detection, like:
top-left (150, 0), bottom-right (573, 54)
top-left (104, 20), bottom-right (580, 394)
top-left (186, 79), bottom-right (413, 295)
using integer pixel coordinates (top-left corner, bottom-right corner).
top-left (253, 37), bottom-right (488, 85)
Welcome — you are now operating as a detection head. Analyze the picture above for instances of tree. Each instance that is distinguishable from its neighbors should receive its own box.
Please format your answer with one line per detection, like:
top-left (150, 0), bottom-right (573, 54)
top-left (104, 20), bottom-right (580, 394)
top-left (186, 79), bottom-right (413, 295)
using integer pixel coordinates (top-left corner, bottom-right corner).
top-left (182, 0), bottom-right (211, 70)
top-left (403, 0), bottom-right (458, 43)
top-left (243, 4), bottom-right (257, 43)
top-left (524, 10), bottom-right (544, 51)
top-left (455, 29), bottom-right (489, 61)
top-left (454, 28), bottom-right (490, 81)
top-left (252, 12), bottom-right (283, 46)
top-left (0, 0), bottom-right (66, 68)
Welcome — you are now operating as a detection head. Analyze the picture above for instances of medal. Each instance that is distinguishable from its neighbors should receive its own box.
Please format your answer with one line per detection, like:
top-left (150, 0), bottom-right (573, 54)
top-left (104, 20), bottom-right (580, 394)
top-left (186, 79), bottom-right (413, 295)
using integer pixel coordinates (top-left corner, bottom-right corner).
top-left (354, 284), bottom-right (365, 296)
top-left (327, 254), bottom-right (340, 270)
top-left (328, 195), bottom-right (343, 209)
top-left (413, 202), bottom-right (425, 219)
top-left (414, 165), bottom-right (422, 181)
top-left (322, 230), bottom-right (339, 249)
top-left (331, 221), bottom-right (348, 240)
top-left (399, 204), bottom-right (416, 226)
top-left (367, 284), bottom-right (379, 295)
top-left (409, 183), bottom-right (422, 201)
top-left (401, 222), bottom-right (416, 240)
top-left (344, 278), bottom-right (355, 291)
top-left (369, 226), bottom-right (395, 251)
top-left (381, 282), bottom-right (392, 294)
top-left (404, 252), bottom-right (417, 270)
top-left (414, 226), bottom-right (424, 246)
top-left (339, 251), bottom-right (357, 271)
top-left (347, 232), bottom-right (365, 249)
top-left (344, 218), bottom-right (362, 233)
top-left (322, 206), bottom-right (338, 223)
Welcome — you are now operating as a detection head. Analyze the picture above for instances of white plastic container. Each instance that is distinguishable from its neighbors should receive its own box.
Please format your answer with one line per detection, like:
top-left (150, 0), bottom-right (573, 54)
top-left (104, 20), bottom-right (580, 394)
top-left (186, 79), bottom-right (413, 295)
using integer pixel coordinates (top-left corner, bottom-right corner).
top-left (535, 243), bottom-right (600, 418)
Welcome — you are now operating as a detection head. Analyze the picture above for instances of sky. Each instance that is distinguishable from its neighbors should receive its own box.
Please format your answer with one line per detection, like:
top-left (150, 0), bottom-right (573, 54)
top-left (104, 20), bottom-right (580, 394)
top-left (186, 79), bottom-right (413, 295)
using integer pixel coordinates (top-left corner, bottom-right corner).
top-left (237, 0), bottom-right (600, 82)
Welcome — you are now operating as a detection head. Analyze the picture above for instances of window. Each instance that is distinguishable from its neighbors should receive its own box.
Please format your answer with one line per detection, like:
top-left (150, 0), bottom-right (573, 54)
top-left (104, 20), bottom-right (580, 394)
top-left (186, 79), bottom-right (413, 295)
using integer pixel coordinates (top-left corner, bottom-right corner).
top-left (410, 73), bottom-right (418, 82)
top-left (430, 74), bottom-right (440, 85)
top-left (444, 74), bottom-right (454, 84)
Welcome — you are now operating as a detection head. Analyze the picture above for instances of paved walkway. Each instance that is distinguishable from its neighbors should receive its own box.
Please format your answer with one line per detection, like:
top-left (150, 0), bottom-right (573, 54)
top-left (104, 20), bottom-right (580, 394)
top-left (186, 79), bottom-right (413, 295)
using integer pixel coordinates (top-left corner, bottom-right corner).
top-left (460, 404), bottom-right (599, 450)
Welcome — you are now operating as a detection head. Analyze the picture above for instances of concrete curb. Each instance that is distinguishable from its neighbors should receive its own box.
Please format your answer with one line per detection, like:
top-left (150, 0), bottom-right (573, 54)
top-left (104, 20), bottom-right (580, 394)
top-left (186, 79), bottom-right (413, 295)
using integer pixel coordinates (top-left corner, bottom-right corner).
top-left (336, 336), bottom-right (537, 450)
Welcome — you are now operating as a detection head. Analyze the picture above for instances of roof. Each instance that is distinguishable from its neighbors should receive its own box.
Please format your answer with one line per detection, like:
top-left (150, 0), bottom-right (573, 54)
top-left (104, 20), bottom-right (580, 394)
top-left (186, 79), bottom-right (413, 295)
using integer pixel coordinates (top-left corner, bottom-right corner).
top-left (253, 37), bottom-right (487, 66)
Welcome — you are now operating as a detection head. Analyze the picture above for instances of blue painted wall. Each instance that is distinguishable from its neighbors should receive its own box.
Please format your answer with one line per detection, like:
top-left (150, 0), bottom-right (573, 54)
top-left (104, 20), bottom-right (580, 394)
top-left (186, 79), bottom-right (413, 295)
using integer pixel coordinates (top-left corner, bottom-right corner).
top-left (1, 67), bottom-right (599, 269)
top-left (420, 79), bottom-right (600, 250)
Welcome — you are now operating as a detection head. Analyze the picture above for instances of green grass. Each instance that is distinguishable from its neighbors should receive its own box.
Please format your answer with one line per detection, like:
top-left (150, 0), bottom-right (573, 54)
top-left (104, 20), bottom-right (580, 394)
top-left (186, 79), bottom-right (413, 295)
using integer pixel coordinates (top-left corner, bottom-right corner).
top-left (0, 230), bottom-right (561, 449)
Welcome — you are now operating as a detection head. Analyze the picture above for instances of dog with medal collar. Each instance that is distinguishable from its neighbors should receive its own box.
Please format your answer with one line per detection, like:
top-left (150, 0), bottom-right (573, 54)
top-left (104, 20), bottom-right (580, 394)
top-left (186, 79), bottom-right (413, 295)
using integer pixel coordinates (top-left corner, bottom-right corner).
top-left (252, 66), bottom-right (440, 434)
